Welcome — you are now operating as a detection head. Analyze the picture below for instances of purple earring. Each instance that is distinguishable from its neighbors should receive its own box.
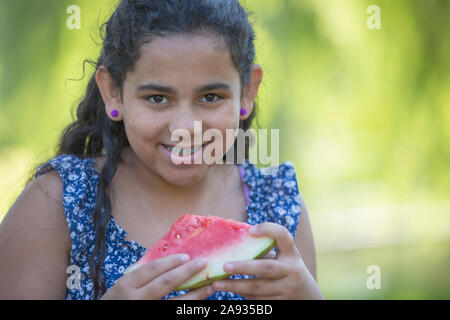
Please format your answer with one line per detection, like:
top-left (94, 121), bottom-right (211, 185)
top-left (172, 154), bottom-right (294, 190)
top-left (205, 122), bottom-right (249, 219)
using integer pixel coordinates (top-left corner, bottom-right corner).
top-left (240, 108), bottom-right (247, 116)
top-left (110, 109), bottom-right (119, 118)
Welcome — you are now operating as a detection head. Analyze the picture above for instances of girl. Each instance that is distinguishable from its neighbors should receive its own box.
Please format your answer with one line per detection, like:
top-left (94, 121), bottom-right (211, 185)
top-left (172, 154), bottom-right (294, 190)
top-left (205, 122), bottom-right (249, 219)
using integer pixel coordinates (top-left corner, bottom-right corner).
top-left (0, 0), bottom-right (322, 300)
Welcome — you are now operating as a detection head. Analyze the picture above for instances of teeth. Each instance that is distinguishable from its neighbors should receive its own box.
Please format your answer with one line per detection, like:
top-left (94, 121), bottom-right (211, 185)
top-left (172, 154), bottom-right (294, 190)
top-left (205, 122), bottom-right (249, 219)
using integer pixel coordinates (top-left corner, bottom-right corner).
top-left (165, 145), bottom-right (201, 156)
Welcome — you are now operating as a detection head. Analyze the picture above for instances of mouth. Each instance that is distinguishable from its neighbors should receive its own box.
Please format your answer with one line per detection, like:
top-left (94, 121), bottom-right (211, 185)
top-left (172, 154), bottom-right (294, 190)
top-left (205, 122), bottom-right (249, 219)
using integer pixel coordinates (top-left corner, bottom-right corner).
top-left (160, 141), bottom-right (211, 157)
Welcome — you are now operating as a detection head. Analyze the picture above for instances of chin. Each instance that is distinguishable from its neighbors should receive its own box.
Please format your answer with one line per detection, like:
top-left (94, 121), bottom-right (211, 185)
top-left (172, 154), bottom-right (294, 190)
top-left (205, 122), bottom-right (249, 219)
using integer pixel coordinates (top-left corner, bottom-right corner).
top-left (162, 163), bottom-right (209, 186)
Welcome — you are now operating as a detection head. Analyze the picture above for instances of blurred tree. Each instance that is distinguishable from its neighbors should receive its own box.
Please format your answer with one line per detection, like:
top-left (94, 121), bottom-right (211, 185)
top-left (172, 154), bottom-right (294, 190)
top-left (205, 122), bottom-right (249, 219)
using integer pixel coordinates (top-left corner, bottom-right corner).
top-left (0, 0), bottom-right (68, 148)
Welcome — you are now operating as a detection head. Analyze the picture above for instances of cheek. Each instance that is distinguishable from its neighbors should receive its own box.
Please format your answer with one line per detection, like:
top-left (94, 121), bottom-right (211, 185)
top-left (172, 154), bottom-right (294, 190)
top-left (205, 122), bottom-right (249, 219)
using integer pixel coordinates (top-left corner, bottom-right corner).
top-left (206, 102), bottom-right (240, 130)
top-left (122, 110), bottom-right (166, 149)
top-left (207, 106), bottom-right (239, 136)
top-left (203, 105), bottom-right (240, 156)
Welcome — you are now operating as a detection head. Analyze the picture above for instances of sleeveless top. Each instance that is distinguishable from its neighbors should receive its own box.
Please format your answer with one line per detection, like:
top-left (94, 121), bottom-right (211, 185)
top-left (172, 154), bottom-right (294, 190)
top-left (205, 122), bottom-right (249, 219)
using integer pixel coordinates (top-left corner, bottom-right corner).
top-left (39, 154), bottom-right (302, 300)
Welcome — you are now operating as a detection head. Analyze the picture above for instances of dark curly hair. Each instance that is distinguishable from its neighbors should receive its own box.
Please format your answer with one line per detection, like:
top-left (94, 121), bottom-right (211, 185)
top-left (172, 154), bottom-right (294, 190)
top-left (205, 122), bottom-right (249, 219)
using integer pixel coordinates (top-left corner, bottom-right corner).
top-left (28, 0), bottom-right (259, 299)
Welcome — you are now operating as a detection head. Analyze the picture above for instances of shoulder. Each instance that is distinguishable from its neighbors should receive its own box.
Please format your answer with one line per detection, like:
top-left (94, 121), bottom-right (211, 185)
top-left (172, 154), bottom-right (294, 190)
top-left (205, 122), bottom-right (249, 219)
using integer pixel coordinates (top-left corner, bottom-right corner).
top-left (32, 154), bottom-right (101, 248)
top-left (243, 161), bottom-right (302, 235)
top-left (33, 167), bottom-right (64, 203)
top-left (7, 166), bottom-right (70, 251)
top-left (243, 160), bottom-right (300, 190)
top-left (244, 160), bottom-right (301, 204)
top-left (41, 154), bottom-right (95, 177)
top-left (36, 153), bottom-right (100, 206)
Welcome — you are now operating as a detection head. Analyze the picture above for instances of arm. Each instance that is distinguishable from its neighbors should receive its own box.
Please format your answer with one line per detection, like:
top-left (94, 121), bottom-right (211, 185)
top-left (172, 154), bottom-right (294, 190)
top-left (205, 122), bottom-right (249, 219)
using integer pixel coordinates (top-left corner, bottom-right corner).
top-left (0, 170), bottom-right (71, 299)
top-left (293, 191), bottom-right (318, 281)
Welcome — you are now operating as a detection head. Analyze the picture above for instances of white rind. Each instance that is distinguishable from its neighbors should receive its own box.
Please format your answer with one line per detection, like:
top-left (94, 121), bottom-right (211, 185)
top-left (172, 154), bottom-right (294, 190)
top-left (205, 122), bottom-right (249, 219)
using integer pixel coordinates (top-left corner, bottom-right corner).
top-left (178, 235), bottom-right (275, 290)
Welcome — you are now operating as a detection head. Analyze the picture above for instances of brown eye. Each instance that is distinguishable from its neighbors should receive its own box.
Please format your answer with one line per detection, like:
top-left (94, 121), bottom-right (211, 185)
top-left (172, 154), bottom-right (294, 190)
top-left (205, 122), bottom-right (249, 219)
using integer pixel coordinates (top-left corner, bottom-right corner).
top-left (201, 94), bottom-right (222, 103)
top-left (148, 95), bottom-right (167, 104)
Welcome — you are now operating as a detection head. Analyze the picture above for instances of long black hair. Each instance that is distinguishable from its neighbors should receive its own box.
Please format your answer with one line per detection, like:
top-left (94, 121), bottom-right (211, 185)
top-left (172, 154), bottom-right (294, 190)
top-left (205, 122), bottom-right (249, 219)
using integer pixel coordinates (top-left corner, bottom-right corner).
top-left (28, 0), bottom-right (259, 299)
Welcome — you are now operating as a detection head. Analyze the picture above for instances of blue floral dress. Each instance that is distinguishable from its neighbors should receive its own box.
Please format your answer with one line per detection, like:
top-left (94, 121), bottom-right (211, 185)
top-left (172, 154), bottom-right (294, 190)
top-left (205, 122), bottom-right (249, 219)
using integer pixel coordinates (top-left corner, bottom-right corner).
top-left (40, 154), bottom-right (302, 300)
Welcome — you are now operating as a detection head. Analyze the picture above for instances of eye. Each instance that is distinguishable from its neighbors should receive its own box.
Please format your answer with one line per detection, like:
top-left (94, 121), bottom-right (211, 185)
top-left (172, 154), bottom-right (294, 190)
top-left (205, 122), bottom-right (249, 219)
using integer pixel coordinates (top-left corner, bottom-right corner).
top-left (147, 95), bottom-right (168, 104)
top-left (201, 94), bottom-right (223, 103)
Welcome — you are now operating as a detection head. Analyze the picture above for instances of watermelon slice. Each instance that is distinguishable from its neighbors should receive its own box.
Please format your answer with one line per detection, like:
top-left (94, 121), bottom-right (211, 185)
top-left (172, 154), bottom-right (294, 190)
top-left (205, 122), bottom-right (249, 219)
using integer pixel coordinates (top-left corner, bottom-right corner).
top-left (123, 214), bottom-right (276, 291)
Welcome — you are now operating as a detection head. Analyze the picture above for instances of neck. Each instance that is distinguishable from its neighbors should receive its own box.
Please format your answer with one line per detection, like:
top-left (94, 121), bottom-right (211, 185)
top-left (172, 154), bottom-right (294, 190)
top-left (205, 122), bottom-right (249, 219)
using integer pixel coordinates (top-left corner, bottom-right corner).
top-left (119, 147), bottom-right (234, 209)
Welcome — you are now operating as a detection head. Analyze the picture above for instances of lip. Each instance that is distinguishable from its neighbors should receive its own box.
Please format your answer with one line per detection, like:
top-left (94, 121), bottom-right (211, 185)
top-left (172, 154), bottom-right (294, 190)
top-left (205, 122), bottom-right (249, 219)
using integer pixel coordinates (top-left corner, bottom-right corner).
top-left (162, 143), bottom-right (207, 149)
top-left (158, 141), bottom-right (212, 165)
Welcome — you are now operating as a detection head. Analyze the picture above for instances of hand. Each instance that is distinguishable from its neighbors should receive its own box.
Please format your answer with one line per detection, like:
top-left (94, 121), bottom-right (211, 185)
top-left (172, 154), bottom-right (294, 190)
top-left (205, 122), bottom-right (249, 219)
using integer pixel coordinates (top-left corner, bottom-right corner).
top-left (211, 222), bottom-right (323, 300)
top-left (101, 254), bottom-right (214, 300)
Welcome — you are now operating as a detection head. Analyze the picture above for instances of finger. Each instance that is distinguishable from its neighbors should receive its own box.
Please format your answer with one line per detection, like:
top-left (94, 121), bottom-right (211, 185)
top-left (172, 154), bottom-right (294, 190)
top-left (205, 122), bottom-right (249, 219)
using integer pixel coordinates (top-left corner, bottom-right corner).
top-left (251, 222), bottom-right (297, 256)
top-left (212, 278), bottom-right (283, 297)
top-left (124, 254), bottom-right (190, 288)
top-left (138, 258), bottom-right (208, 298)
top-left (223, 259), bottom-right (288, 279)
top-left (170, 285), bottom-right (214, 300)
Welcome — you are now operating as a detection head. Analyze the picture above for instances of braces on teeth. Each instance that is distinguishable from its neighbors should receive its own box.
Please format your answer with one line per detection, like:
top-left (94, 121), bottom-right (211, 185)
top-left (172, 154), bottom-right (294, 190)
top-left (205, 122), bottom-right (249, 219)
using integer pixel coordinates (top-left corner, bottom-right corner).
top-left (166, 145), bottom-right (202, 156)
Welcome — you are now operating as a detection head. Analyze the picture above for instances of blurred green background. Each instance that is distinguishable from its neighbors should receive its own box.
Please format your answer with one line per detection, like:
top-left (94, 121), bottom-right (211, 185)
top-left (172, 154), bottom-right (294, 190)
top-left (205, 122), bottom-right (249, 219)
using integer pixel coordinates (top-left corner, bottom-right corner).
top-left (0, 0), bottom-right (449, 299)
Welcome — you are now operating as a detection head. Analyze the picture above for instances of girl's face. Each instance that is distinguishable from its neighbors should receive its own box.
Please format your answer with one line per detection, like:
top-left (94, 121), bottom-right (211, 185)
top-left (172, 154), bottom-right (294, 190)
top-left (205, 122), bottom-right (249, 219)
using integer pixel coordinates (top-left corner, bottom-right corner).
top-left (97, 33), bottom-right (262, 186)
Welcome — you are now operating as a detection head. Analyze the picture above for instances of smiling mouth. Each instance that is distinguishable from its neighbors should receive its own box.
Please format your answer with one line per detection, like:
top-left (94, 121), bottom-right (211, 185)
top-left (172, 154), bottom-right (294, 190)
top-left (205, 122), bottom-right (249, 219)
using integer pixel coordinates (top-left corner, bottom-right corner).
top-left (161, 142), bottom-right (210, 156)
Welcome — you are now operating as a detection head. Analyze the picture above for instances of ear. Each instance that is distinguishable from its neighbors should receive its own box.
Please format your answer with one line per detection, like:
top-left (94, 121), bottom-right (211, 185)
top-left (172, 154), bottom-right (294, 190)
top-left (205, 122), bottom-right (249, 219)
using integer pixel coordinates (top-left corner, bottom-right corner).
top-left (240, 64), bottom-right (263, 121)
top-left (95, 66), bottom-right (123, 121)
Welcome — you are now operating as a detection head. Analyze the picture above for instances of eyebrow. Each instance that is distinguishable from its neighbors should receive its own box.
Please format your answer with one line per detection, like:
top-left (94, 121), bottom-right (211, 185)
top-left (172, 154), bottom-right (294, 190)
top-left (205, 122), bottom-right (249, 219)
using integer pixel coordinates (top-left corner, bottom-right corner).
top-left (136, 82), bottom-right (231, 94)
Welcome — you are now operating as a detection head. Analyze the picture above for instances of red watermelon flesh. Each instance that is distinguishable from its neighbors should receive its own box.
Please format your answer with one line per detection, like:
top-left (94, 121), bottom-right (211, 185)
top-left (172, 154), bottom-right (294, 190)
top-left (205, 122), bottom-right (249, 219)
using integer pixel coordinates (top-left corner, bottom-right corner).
top-left (123, 214), bottom-right (276, 291)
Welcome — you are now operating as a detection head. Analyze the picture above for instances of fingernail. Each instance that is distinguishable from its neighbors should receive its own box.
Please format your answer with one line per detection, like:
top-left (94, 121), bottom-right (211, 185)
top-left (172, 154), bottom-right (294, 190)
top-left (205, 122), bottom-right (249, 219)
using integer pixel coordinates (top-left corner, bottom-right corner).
top-left (223, 262), bottom-right (234, 272)
top-left (195, 258), bottom-right (207, 267)
top-left (179, 254), bottom-right (190, 262)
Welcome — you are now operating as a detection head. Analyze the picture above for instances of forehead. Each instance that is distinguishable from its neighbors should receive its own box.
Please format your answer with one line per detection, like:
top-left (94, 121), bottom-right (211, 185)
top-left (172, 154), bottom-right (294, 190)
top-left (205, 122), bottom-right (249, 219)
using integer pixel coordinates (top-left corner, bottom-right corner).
top-left (127, 33), bottom-right (239, 89)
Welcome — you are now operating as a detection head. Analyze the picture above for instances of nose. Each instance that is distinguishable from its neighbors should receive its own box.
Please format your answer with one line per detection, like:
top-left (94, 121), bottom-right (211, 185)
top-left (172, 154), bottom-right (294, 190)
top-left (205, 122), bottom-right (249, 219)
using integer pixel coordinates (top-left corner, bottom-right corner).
top-left (168, 103), bottom-right (202, 144)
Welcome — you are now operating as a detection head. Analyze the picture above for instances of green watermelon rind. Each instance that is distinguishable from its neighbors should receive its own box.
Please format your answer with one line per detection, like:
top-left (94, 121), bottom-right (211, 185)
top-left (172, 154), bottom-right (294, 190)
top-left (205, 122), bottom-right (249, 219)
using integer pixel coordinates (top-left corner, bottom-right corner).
top-left (175, 239), bottom-right (277, 291)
